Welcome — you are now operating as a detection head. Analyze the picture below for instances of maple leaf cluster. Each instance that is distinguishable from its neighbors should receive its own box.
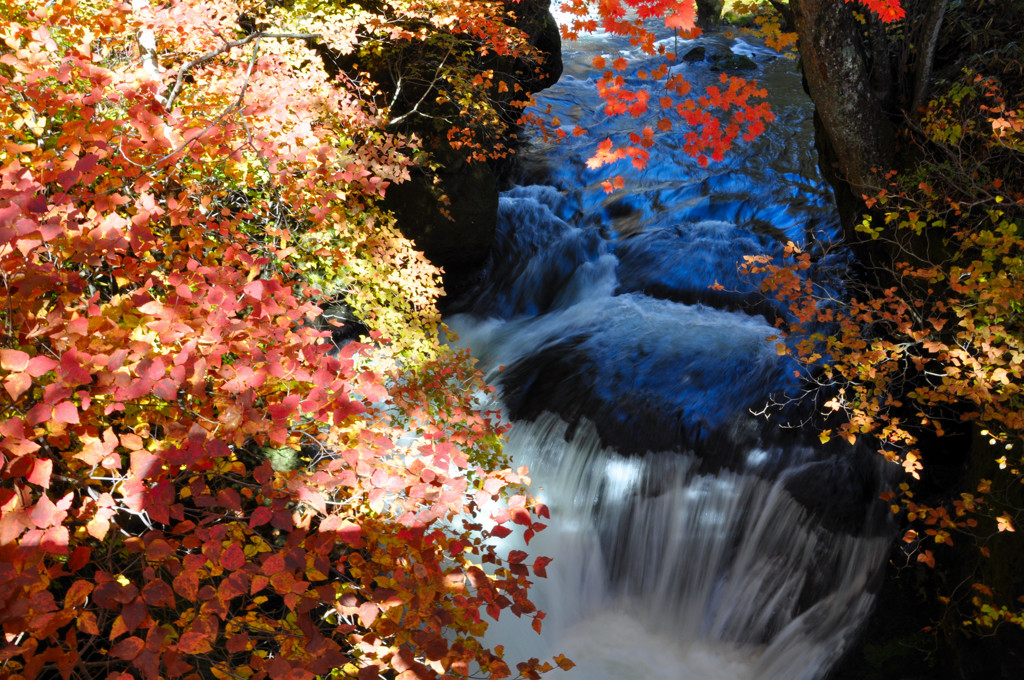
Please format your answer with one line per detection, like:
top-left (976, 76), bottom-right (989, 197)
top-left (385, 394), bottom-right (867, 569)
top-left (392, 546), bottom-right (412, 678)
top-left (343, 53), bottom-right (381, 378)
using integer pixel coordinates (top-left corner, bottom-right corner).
top-left (0, 1), bottom-right (566, 679)
top-left (558, 0), bottom-right (906, 184)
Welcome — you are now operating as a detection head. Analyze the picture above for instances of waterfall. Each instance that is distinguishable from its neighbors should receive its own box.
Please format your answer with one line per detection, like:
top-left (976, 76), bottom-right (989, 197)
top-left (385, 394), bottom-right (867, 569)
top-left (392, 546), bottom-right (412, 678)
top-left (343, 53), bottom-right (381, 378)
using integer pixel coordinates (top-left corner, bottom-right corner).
top-left (446, 25), bottom-right (893, 680)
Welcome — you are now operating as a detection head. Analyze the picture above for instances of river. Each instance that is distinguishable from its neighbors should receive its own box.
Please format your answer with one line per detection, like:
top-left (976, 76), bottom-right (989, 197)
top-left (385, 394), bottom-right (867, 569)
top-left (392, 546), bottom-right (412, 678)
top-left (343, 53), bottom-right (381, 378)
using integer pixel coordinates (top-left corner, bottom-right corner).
top-left (446, 21), bottom-right (893, 680)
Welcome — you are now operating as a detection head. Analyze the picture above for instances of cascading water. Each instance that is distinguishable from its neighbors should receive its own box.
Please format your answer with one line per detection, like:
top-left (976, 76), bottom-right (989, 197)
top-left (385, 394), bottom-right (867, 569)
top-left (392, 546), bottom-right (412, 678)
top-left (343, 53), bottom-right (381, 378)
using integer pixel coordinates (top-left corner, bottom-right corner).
top-left (446, 20), bottom-right (894, 680)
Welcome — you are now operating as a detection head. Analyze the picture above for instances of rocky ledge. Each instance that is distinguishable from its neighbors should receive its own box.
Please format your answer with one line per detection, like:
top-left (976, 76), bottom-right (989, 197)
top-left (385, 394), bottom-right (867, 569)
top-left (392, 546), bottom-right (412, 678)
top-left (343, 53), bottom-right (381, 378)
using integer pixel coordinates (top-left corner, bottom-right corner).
top-left (382, 0), bottom-right (563, 296)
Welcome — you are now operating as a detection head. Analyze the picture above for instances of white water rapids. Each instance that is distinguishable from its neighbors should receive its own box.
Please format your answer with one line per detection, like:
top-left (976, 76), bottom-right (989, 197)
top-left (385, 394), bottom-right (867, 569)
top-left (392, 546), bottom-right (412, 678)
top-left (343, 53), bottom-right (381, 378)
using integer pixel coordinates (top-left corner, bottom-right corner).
top-left (445, 18), bottom-right (895, 680)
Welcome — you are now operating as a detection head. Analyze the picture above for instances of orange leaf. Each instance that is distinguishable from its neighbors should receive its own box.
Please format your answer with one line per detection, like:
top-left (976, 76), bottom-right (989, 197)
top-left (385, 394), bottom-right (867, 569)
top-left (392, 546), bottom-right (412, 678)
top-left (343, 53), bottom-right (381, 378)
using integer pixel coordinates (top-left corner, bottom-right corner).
top-left (178, 631), bottom-right (213, 655)
top-left (555, 654), bottom-right (576, 671)
top-left (665, 2), bottom-right (697, 30)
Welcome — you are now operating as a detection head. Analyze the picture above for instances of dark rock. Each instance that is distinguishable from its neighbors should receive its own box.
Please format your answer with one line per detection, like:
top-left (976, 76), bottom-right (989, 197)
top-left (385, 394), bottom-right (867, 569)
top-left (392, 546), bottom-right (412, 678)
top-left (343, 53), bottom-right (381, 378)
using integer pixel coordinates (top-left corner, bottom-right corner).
top-left (314, 298), bottom-right (369, 349)
top-left (683, 46), bottom-right (707, 62)
top-left (384, 146), bottom-right (499, 288)
top-left (508, 0), bottom-right (563, 90)
top-left (384, 0), bottom-right (563, 294)
top-left (711, 53), bottom-right (758, 71)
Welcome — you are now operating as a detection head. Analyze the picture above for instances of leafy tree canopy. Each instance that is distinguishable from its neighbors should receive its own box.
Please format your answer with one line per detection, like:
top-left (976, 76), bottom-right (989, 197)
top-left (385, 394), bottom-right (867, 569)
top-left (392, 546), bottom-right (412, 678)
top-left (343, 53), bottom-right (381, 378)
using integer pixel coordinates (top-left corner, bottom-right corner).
top-left (0, 1), bottom-right (565, 678)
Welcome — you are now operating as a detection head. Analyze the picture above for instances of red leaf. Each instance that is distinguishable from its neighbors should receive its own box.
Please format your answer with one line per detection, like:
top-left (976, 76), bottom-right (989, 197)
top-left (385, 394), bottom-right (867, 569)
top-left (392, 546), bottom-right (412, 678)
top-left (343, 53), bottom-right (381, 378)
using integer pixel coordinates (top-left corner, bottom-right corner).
top-left (250, 506), bottom-right (273, 528)
top-left (243, 280), bottom-right (265, 299)
top-left (153, 378), bottom-right (178, 400)
top-left (845, 0), bottom-right (906, 22)
top-left (225, 631), bottom-right (250, 654)
top-left (141, 579), bottom-right (176, 607)
top-left (665, 1), bottom-right (697, 30)
top-left (65, 580), bottom-right (94, 608)
top-left (320, 515), bottom-right (362, 546)
top-left (511, 507), bottom-right (532, 526)
top-left (145, 538), bottom-right (175, 561)
top-left (29, 494), bottom-right (63, 528)
top-left (58, 169), bottom-right (81, 191)
top-left (507, 550), bottom-right (527, 564)
top-left (261, 552), bottom-right (286, 577)
top-left (173, 570), bottom-right (199, 600)
top-left (490, 525), bottom-right (512, 539)
top-left (178, 631), bottom-right (213, 655)
top-left (359, 666), bottom-right (384, 680)
top-left (0, 436), bottom-right (39, 456)
top-left (26, 356), bottom-right (58, 377)
top-left (111, 636), bottom-right (145, 661)
top-left (218, 570), bottom-right (249, 601)
top-left (358, 602), bottom-right (377, 627)
top-left (120, 597), bottom-right (147, 633)
top-left (295, 483), bottom-right (327, 515)
top-left (220, 542), bottom-right (245, 571)
top-left (130, 450), bottom-right (160, 478)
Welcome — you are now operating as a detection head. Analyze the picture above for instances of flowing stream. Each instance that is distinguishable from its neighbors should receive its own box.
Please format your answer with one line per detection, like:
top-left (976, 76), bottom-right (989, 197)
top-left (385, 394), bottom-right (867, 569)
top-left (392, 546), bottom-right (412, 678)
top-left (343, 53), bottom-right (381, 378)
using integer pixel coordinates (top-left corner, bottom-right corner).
top-left (446, 23), bottom-right (893, 680)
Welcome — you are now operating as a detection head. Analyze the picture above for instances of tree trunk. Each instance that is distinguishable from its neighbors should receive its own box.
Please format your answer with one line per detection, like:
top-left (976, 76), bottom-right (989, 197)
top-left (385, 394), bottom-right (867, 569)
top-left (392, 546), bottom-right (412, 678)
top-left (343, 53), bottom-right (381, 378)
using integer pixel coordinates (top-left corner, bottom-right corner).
top-left (909, 0), bottom-right (949, 116)
top-left (695, 0), bottom-right (724, 29)
top-left (789, 0), bottom-right (896, 227)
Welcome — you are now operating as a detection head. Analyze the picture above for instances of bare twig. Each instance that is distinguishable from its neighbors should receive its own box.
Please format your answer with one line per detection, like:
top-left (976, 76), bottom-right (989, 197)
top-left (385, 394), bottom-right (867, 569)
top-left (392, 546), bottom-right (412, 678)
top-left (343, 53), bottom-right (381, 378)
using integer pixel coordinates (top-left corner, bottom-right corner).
top-left (387, 45), bottom-right (453, 127)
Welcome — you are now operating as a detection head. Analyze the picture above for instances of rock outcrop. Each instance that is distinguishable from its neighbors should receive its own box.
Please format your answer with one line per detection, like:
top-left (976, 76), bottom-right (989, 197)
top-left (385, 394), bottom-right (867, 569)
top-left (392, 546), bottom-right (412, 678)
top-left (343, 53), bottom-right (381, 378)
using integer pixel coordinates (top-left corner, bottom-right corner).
top-left (383, 0), bottom-right (563, 294)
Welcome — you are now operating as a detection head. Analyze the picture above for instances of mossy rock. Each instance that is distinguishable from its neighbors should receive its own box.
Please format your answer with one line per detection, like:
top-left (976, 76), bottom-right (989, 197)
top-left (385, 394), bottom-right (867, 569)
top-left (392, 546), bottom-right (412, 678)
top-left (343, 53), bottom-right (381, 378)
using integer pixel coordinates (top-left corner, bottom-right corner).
top-left (710, 53), bottom-right (758, 71)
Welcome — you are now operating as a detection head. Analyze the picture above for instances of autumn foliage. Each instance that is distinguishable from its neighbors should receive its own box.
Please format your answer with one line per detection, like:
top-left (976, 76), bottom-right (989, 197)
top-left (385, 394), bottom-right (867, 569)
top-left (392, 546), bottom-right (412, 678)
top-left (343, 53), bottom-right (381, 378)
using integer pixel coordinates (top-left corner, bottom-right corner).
top-left (0, 1), bottom-right (566, 678)
top-left (742, 61), bottom-right (1024, 631)
top-left (552, 1), bottom-right (908, 195)
top-left (557, 0), bottom-right (775, 181)
top-left (13, 0), bottom-right (993, 676)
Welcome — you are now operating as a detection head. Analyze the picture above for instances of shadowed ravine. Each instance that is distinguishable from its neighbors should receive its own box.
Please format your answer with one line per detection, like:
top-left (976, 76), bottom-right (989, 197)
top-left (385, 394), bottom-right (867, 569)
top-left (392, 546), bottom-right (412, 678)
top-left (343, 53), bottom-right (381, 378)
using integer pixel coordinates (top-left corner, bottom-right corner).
top-left (446, 25), bottom-right (895, 680)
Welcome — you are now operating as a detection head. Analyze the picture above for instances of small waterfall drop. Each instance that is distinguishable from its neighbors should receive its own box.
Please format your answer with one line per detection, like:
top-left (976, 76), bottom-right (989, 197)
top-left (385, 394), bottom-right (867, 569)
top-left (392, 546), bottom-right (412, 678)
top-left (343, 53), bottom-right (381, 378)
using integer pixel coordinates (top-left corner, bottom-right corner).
top-left (447, 23), bottom-right (893, 680)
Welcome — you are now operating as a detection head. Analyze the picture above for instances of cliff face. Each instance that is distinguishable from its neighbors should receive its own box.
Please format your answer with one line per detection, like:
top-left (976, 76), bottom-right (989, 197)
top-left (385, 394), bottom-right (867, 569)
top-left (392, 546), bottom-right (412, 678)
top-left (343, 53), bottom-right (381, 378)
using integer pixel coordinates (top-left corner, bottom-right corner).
top-left (382, 0), bottom-right (563, 294)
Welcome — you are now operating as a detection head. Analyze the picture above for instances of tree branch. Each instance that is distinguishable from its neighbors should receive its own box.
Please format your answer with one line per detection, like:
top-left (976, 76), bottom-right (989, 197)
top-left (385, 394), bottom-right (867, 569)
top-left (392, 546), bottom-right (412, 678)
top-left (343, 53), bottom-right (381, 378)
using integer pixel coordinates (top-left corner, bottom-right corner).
top-left (163, 31), bottom-right (320, 110)
top-left (387, 45), bottom-right (453, 127)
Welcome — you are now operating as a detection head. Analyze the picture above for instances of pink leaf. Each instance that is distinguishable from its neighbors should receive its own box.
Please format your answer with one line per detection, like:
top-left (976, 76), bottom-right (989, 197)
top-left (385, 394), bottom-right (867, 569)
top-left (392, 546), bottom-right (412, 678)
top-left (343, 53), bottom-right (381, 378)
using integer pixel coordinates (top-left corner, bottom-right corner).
top-left (52, 401), bottom-right (79, 424)
top-left (0, 349), bottom-right (30, 371)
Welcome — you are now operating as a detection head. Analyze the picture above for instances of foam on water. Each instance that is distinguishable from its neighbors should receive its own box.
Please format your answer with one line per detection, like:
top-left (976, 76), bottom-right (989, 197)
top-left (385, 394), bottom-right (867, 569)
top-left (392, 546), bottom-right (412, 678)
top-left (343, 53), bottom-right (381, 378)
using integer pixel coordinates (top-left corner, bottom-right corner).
top-left (446, 20), bottom-right (892, 680)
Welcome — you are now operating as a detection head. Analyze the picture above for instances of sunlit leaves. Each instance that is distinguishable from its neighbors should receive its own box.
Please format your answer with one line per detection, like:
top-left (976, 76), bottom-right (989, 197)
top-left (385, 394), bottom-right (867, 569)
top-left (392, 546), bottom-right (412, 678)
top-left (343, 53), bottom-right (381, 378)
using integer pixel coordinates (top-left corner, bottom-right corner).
top-left (843, 0), bottom-right (906, 23)
top-left (557, 0), bottom-right (909, 181)
top-left (0, 1), bottom-right (561, 678)
top-left (558, 0), bottom-right (776, 180)
top-left (745, 62), bottom-right (1023, 632)
top-left (727, 2), bottom-right (798, 58)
